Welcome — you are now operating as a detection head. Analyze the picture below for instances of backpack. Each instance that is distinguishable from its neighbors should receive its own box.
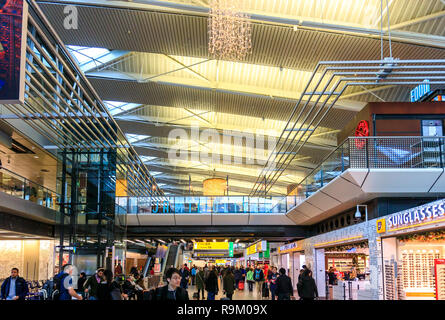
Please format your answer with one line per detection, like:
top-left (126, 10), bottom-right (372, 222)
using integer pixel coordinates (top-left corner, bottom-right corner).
top-left (255, 270), bottom-right (261, 281)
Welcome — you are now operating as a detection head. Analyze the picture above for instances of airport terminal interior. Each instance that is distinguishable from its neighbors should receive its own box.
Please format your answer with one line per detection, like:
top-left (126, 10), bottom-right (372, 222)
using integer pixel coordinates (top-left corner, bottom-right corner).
top-left (1, 0), bottom-right (445, 301)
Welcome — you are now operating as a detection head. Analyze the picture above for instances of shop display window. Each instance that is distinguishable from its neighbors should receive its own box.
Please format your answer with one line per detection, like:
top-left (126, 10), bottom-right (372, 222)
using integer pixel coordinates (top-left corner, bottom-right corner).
top-left (388, 230), bottom-right (445, 300)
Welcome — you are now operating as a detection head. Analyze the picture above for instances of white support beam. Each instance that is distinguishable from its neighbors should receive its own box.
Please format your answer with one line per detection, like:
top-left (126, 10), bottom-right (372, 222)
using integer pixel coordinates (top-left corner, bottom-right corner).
top-left (390, 10), bottom-right (445, 30)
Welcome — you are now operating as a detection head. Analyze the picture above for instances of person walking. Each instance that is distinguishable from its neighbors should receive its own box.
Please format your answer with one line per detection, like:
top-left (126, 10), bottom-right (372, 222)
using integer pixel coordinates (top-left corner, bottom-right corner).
top-left (254, 265), bottom-right (265, 298)
top-left (240, 265), bottom-right (246, 283)
top-left (205, 267), bottom-right (219, 300)
top-left (114, 262), bottom-right (123, 276)
top-left (328, 267), bottom-right (337, 285)
top-left (148, 268), bottom-right (189, 301)
top-left (77, 272), bottom-right (87, 299)
top-left (234, 267), bottom-right (242, 289)
top-left (0, 268), bottom-right (29, 300)
top-left (56, 264), bottom-right (83, 300)
top-left (191, 265), bottom-right (197, 286)
top-left (195, 267), bottom-right (206, 300)
top-left (180, 264), bottom-right (191, 289)
top-left (246, 268), bottom-right (254, 292)
top-left (84, 268), bottom-right (104, 300)
top-left (275, 268), bottom-right (293, 300)
top-left (267, 267), bottom-right (279, 300)
top-left (97, 270), bottom-right (124, 300)
top-left (222, 269), bottom-right (236, 300)
top-left (298, 269), bottom-right (319, 301)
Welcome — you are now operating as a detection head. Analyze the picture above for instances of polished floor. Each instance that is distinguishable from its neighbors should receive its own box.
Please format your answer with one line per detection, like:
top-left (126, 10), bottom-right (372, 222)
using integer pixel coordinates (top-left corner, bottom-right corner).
top-left (186, 278), bottom-right (299, 301)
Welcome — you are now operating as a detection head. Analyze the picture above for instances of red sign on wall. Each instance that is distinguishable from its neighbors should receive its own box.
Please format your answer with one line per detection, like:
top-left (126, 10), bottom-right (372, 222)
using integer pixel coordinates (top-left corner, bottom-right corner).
top-left (354, 120), bottom-right (370, 149)
top-left (0, 0), bottom-right (28, 103)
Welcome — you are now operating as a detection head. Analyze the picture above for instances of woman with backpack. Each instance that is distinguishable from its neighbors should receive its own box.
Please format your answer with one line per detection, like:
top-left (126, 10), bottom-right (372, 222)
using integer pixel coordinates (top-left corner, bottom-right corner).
top-left (254, 265), bottom-right (265, 298)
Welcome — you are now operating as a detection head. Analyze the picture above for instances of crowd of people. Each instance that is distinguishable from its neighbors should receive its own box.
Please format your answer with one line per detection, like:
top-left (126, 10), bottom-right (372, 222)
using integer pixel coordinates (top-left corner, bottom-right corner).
top-left (1, 263), bottom-right (319, 301)
top-left (150, 263), bottom-right (319, 301)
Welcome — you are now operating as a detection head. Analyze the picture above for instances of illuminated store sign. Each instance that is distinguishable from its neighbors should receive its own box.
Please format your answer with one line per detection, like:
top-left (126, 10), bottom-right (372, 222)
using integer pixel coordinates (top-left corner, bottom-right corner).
top-left (387, 200), bottom-right (445, 229)
top-left (194, 242), bottom-right (230, 251)
top-left (246, 241), bottom-right (267, 255)
top-left (0, 0), bottom-right (28, 103)
top-left (279, 241), bottom-right (299, 253)
top-left (410, 79), bottom-right (430, 102)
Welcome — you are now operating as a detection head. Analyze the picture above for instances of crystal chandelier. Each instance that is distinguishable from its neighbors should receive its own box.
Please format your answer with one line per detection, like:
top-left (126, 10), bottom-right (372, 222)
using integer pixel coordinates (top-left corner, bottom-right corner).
top-left (208, 0), bottom-right (252, 61)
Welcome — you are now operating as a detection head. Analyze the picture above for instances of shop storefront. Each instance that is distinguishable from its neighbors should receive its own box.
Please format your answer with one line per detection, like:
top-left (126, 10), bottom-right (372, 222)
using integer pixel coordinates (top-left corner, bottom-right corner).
top-left (278, 241), bottom-right (305, 290)
top-left (245, 241), bottom-right (269, 268)
top-left (379, 199), bottom-right (445, 300)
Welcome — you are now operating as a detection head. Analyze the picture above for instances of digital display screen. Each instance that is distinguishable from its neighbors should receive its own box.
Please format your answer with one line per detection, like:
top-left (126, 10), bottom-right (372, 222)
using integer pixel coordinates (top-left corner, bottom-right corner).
top-left (0, 0), bottom-right (27, 103)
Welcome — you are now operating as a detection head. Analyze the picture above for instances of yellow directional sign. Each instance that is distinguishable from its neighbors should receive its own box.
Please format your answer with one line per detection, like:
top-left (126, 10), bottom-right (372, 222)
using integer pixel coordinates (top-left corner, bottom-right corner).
top-left (193, 242), bottom-right (229, 250)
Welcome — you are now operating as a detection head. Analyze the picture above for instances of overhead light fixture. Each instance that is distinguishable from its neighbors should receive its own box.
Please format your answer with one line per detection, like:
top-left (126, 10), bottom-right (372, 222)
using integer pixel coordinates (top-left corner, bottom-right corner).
top-left (157, 239), bottom-right (166, 244)
top-left (180, 239), bottom-right (186, 244)
top-left (235, 239), bottom-right (240, 243)
top-left (213, 239), bottom-right (216, 242)
top-left (208, 0), bottom-right (252, 60)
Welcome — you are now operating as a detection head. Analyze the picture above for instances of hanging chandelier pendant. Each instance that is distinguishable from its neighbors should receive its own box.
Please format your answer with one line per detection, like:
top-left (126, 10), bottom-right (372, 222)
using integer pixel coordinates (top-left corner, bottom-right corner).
top-left (208, 0), bottom-right (252, 61)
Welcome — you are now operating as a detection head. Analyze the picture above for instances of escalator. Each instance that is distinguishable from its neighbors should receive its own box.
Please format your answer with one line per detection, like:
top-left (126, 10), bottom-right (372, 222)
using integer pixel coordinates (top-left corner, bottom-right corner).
top-left (163, 244), bottom-right (179, 279)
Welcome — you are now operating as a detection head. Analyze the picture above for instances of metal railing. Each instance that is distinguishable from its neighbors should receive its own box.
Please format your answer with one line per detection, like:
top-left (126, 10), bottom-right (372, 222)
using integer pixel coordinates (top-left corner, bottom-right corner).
top-left (0, 167), bottom-right (60, 211)
top-left (277, 136), bottom-right (445, 211)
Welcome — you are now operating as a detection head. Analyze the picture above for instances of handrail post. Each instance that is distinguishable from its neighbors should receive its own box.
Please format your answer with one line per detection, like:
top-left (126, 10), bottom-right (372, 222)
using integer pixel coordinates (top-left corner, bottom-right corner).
top-left (341, 143), bottom-right (345, 172)
top-left (366, 138), bottom-right (370, 168)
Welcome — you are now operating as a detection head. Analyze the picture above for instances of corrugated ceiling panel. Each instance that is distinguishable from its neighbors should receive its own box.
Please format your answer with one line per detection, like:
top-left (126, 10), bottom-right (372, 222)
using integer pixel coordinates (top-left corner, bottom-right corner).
top-left (38, 2), bottom-right (445, 72)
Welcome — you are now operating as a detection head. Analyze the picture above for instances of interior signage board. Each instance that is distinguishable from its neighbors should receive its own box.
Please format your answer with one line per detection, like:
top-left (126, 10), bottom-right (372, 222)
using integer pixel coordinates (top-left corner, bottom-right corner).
top-left (410, 79), bottom-right (430, 102)
top-left (193, 242), bottom-right (229, 251)
top-left (387, 199), bottom-right (445, 230)
top-left (247, 240), bottom-right (267, 256)
top-left (0, 0), bottom-right (28, 103)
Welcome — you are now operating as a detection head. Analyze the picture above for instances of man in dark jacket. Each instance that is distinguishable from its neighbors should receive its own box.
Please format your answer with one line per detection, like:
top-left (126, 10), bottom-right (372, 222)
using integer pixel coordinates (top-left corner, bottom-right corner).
top-left (205, 267), bottom-right (219, 300)
top-left (180, 264), bottom-right (191, 289)
top-left (196, 267), bottom-right (206, 300)
top-left (1, 268), bottom-right (28, 300)
top-left (275, 268), bottom-right (293, 300)
top-left (149, 268), bottom-right (189, 301)
top-left (267, 267), bottom-right (279, 300)
top-left (233, 267), bottom-right (242, 289)
top-left (298, 269), bottom-right (318, 301)
top-left (222, 269), bottom-right (236, 300)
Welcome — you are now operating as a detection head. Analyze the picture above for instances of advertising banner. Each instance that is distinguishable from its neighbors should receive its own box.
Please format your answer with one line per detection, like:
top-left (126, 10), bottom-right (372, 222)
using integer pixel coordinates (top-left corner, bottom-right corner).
top-left (0, 0), bottom-right (28, 103)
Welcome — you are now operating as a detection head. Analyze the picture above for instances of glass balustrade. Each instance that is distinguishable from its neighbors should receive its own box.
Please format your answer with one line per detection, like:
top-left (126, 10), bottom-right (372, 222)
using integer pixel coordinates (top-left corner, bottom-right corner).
top-left (0, 168), bottom-right (60, 211)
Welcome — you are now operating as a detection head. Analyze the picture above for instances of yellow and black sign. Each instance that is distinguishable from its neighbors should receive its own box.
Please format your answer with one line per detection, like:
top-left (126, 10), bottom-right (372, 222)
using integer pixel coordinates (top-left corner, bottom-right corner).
top-left (193, 242), bottom-right (229, 250)
top-left (196, 253), bottom-right (226, 257)
top-left (215, 259), bottom-right (227, 264)
top-left (376, 219), bottom-right (386, 233)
